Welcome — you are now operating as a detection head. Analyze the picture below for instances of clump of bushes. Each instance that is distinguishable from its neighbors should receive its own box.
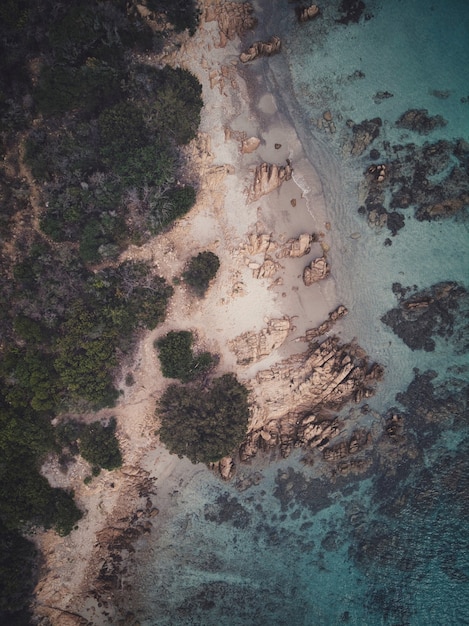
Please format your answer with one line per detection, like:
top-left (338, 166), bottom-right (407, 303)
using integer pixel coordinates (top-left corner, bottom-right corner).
top-left (183, 251), bottom-right (220, 296)
top-left (56, 417), bottom-right (122, 471)
top-left (157, 374), bottom-right (250, 464)
top-left (155, 330), bottom-right (215, 382)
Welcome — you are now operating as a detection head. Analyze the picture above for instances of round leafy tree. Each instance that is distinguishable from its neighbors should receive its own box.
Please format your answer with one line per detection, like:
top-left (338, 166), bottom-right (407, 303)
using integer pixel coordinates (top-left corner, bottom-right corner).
top-left (157, 374), bottom-right (249, 464)
top-left (183, 251), bottom-right (220, 296)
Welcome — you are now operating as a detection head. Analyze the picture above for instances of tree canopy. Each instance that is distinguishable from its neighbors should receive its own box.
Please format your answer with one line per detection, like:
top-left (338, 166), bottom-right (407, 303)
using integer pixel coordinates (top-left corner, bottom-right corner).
top-left (157, 374), bottom-right (250, 464)
top-left (155, 330), bottom-right (215, 382)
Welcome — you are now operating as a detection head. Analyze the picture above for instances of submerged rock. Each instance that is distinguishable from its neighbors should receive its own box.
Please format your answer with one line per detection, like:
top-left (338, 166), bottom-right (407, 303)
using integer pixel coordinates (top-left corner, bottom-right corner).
top-left (381, 281), bottom-right (469, 352)
top-left (395, 108), bottom-right (447, 134)
top-left (296, 4), bottom-right (320, 23)
top-left (348, 117), bottom-right (382, 156)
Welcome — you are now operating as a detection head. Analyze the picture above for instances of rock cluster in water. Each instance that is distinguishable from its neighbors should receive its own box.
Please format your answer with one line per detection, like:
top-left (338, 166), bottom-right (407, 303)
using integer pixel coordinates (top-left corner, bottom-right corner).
top-left (395, 108), bottom-right (447, 134)
top-left (381, 281), bottom-right (469, 352)
top-left (359, 136), bottom-right (469, 233)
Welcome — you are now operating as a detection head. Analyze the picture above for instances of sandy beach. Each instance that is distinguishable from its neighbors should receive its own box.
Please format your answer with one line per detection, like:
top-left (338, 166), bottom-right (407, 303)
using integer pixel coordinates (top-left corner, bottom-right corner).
top-left (32, 4), bottom-right (340, 624)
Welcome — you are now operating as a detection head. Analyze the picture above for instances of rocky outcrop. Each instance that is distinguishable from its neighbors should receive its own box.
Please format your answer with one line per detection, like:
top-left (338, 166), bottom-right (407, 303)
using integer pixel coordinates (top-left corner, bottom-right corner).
top-left (396, 108), bottom-right (447, 134)
top-left (296, 4), bottom-right (320, 22)
top-left (305, 305), bottom-right (348, 340)
top-left (204, 0), bottom-right (257, 47)
top-left (303, 256), bottom-right (330, 285)
top-left (249, 161), bottom-right (293, 201)
top-left (243, 232), bottom-right (277, 256)
top-left (277, 233), bottom-right (313, 258)
top-left (229, 317), bottom-right (293, 365)
top-left (240, 36), bottom-right (281, 63)
top-left (240, 335), bottom-right (384, 460)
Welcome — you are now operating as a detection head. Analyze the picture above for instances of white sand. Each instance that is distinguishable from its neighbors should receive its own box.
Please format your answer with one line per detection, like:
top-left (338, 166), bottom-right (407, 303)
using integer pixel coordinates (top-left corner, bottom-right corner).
top-left (33, 8), bottom-right (339, 625)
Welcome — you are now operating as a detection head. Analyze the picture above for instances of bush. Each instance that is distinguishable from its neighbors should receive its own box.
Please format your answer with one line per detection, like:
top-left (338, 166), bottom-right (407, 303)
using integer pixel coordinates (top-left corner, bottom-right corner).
top-left (78, 418), bottom-right (122, 471)
top-left (157, 373), bottom-right (250, 464)
top-left (155, 330), bottom-right (214, 382)
top-left (183, 251), bottom-right (220, 296)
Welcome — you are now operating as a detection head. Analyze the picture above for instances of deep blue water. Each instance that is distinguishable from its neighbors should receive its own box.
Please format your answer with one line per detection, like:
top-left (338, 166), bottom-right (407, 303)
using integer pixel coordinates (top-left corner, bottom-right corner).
top-left (135, 2), bottom-right (469, 624)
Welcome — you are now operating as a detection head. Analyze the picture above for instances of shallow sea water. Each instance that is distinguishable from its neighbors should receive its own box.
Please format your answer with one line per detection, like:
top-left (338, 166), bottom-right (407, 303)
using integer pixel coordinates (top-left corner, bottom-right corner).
top-left (135, 2), bottom-right (469, 624)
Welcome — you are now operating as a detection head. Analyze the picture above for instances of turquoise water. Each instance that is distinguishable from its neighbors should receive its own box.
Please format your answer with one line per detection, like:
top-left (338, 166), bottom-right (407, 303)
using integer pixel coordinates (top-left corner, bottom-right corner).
top-left (135, 2), bottom-right (469, 624)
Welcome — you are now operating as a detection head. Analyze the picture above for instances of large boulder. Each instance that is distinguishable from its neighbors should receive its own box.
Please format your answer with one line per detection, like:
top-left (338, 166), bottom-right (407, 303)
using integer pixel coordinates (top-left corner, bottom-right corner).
top-left (303, 256), bottom-right (330, 285)
top-left (249, 161), bottom-right (293, 201)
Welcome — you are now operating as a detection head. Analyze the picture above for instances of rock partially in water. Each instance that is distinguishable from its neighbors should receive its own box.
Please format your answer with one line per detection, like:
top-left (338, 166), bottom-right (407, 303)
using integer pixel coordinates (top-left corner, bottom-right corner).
top-left (359, 138), bottom-right (469, 232)
top-left (239, 36), bottom-right (281, 63)
top-left (241, 334), bottom-right (383, 460)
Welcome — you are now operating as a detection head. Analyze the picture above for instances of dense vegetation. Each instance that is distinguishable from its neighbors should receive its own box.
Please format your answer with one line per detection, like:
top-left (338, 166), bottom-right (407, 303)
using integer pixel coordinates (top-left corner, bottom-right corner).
top-left (183, 251), bottom-right (220, 296)
top-left (155, 330), bottom-right (215, 382)
top-left (157, 374), bottom-right (250, 464)
top-left (0, 0), bottom-right (200, 620)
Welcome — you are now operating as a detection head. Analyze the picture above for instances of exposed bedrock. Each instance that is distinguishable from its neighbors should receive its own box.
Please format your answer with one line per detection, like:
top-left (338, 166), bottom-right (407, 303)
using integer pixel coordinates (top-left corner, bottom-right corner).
top-left (229, 317), bottom-right (293, 365)
top-left (204, 0), bottom-right (257, 47)
top-left (239, 35), bottom-right (281, 63)
top-left (239, 334), bottom-right (383, 461)
top-left (249, 161), bottom-right (293, 201)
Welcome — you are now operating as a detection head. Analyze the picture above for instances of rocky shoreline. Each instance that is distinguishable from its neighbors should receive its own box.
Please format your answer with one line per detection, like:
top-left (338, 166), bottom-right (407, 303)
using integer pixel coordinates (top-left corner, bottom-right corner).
top-left (32, 2), bottom-right (386, 623)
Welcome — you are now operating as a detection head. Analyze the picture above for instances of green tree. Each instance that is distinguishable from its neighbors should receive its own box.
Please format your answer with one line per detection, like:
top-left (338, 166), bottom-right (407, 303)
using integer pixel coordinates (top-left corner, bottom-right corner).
top-left (157, 374), bottom-right (250, 464)
top-left (78, 418), bottom-right (122, 470)
top-left (183, 251), bottom-right (220, 296)
top-left (155, 330), bottom-right (214, 382)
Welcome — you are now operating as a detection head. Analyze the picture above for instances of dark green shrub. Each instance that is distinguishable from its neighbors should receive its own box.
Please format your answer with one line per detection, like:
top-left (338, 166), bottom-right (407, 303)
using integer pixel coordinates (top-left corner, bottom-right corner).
top-left (157, 374), bottom-right (250, 464)
top-left (79, 418), bottom-right (122, 471)
top-left (155, 330), bottom-right (214, 382)
top-left (183, 251), bottom-right (220, 296)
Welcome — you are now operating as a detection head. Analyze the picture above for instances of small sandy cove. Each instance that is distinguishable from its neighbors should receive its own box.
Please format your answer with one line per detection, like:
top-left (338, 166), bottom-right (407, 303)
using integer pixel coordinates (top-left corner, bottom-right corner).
top-left (33, 4), bottom-right (337, 624)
